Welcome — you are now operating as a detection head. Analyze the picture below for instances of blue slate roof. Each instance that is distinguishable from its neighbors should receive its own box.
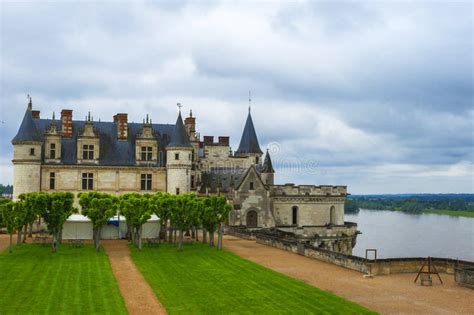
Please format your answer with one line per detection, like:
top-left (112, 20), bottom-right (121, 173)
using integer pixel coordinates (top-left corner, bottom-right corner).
top-left (18, 117), bottom-right (177, 166)
top-left (11, 107), bottom-right (42, 143)
top-left (235, 111), bottom-right (263, 155)
top-left (200, 167), bottom-right (248, 193)
top-left (167, 111), bottom-right (192, 148)
top-left (259, 150), bottom-right (275, 173)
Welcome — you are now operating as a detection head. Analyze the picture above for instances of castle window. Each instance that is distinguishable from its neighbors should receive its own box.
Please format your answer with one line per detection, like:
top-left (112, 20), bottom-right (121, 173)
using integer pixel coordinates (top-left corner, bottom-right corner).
top-left (292, 206), bottom-right (298, 225)
top-left (140, 174), bottom-right (152, 191)
top-left (82, 145), bottom-right (94, 160)
top-left (189, 153), bottom-right (191, 160)
top-left (82, 173), bottom-right (94, 190)
top-left (249, 182), bottom-right (254, 190)
top-left (50, 143), bottom-right (56, 159)
top-left (191, 175), bottom-right (195, 189)
top-left (176, 188), bottom-right (180, 195)
top-left (175, 153), bottom-right (180, 160)
top-left (256, 156), bottom-right (259, 164)
top-left (49, 172), bottom-right (55, 190)
top-left (30, 148), bottom-right (35, 156)
top-left (141, 146), bottom-right (153, 161)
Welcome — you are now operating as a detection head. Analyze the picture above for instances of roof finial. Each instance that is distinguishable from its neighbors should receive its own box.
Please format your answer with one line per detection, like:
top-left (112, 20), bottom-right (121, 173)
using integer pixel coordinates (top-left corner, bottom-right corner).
top-left (87, 111), bottom-right (91, 122)
top-left (190, 109), bottom-right (193, 117)
top-left (27, 94), bottom-right (32, 111)
top-left (52, 112), bottom-right (55, 121)
top-left (146, 114), bottom-right (149, 124)
top-left (248, 90), bottom-right (251, 113)
top-left (177, 102), bottom-right (182, 112)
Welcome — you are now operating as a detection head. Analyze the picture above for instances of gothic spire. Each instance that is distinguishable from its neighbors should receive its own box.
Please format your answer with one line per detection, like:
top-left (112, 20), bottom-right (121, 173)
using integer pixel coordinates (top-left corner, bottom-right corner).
top-left (12, 100), bottom-right (41, 143)
top-left (235, 110), bottom-right (263, 155)
top-left (167, 111), bottom-right (192, 148)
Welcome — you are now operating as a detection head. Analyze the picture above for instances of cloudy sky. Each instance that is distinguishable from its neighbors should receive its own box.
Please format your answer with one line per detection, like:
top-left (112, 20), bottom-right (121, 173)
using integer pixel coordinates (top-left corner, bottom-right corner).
top-left (0, 1), bottom-right (472, 194)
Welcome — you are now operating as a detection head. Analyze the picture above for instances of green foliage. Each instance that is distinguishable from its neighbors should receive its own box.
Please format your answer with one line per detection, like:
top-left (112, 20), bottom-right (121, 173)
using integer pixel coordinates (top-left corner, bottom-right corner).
top-left (0, 200), bottom-right (15, 235)
top-left (344, 200), bottom-right (360, 214)
top-left (0, 244), bottom-right (127, 314)
top-left (131, 243), bottom-right (375, 315)
top-left (79, 192), bottom-right (119, 251)
top-left (348, 194), bottom-right (474, 216)
top-left (119, 193), bottom-right (153, 249)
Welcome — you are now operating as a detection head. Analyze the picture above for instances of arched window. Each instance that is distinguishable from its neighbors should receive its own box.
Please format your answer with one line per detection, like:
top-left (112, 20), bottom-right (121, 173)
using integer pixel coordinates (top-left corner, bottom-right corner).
top-left (292, 206), bottom-right (298, 225)
top-left (330, 206), bottom-right (336, 225)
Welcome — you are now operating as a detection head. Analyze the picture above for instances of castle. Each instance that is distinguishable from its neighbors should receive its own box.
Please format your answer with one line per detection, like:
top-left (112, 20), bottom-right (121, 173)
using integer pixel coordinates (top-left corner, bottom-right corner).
top-left (12, 98), bottom-right (358, 253)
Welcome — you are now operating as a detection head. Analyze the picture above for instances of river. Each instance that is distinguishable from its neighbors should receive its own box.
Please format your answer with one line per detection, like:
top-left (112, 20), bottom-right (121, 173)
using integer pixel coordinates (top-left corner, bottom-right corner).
top-left (345, 209), bottom-right (474, 261)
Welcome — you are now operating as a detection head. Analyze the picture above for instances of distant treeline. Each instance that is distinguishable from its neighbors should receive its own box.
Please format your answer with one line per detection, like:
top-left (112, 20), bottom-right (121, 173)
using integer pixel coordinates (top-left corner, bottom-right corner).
top-left (0, 184), bottom-right (13, 195)
top-left (344, 194), bottom-right (474, 214)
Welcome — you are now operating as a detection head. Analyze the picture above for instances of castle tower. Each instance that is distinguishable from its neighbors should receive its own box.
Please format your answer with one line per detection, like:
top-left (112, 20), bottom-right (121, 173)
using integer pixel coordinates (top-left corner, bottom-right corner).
top-left (260, 149), bottom-right (275, 185)
top-left (11, 98), bottom-right (42, 200)
top-left (235, 108), bottom-right (263, 165)
top-left (166, 111), bottom-right (193, 194)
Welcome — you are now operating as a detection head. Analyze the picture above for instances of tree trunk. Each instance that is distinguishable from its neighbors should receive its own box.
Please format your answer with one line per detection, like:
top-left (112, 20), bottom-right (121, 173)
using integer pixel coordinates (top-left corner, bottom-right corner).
top-left (202, 229), bottom-right (207, 244)
top-left (9, 233), bottom-right (12, 253)
top-left (23, 225), bottom-right (27, 242)
top-left (138, 225), bottom-right (143, 250)
top-left (178, 230), bottom-right (184, 251)
top-left (95, 228), bottom-right (101, 252)
top-left (29, 223), bottom-right (33, 237)
top-left (209, 229), bottom-right (215, 247)
top-left (17, 228), bottom-right (22, 245)
top-left (191, 228), bottom-right (195, 239)
top-left (173, 229), bottom-right (177, 244)
top-left (132, 227), bottom-right (136, 246)
top-left (168, 225), bottom-right (173, 243)
top-left (195, 227), bottom-right (199, 241)
top-left (52, 233), bottom-right (57, 253)
top-left (217, 223), bottom-right (223, 250)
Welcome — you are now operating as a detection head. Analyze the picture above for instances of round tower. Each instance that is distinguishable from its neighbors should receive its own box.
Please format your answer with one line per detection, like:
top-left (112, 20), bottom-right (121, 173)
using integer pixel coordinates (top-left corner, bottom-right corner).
top-left (11, 98), bottom-right (42, 200)
top-left (166, 110), bottom-right (193, 195)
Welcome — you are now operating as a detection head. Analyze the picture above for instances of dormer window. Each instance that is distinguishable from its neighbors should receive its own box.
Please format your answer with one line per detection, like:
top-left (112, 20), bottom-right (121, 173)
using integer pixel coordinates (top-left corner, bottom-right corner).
top-left (141, 146), bottom-right (153, 161)
top-left (82, 145), bottom-right (94, 160)
top-left (50, 143), bottom-right (56, 159)
top-left (249, 182), bottom-right (254, 190)
top-left (175, 153), bottom-right (180, 160)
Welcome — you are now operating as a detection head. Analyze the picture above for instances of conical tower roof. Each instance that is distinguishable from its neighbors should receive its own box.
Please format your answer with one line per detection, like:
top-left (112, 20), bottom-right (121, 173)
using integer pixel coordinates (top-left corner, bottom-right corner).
top-left (167, 111), bottom-right (192, 148)
top-left (235, 110), bottom-right (263, 155)
top-left (261, 150), bottom-right (275, 173)
top-left (12, 101), bottom-right (41, 143)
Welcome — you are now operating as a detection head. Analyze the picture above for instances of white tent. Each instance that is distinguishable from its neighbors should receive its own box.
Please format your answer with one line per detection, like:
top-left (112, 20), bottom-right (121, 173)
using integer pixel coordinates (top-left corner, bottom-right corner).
top-left (62, 214), bottom-right (93, 240)
top-left (62, 214), bottom-right (161, 240)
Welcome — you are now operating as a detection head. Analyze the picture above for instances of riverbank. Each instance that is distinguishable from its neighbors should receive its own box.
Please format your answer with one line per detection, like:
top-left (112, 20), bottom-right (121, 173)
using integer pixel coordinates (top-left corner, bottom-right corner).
top-left (353, 207), bottom-right (474, 218)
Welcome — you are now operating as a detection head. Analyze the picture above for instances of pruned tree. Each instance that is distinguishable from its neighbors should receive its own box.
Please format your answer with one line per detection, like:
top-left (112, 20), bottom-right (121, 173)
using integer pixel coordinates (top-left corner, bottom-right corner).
top-left (19, 192), bottom-right (48, 240)
top-left (150, 192), bottom-right (171, 244)
top-left (119, 193), bottom-right (152, 249)
top-left (202, 195), bottom-right (231, 249)
top-left (171, 194), bottom-right (202, 251)
top-left (42, 192), bottom-right (76, 252)
top-left (79, 192), bottom-right (118, 252)
top-left (0, 200), bottom-right (16, 253)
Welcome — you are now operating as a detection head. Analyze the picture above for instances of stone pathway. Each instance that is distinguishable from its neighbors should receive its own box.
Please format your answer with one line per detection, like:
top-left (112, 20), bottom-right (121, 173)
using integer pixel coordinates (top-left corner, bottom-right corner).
top-left (223, 235), bottom-right (474, 315)
top-left (102, 240), bottom-right (167, 315)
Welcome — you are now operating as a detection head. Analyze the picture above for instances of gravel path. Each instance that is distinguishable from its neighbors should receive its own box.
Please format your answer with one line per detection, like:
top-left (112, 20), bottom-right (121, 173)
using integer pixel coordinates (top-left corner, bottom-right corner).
top-left (223, 235), bottom-right (474, 315)
top-left (0, 234), bottom-right (10, 252)
top-left (102, 240), bottom-right (167, 315)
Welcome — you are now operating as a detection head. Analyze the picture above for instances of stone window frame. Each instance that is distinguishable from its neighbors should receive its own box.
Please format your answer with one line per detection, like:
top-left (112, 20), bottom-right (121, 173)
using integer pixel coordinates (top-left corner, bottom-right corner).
top-left (140, 173), bottom-right (152, 191)
top-left (49, 172), bottom-right (55, 190)
top-left (140, 146), bottom-right (153, 161)
top-left (50, 143), bottom-right (56, 159)
top-left (292, 206), bottom-right (298, 225)
top-left (30, 148), bottom-right (35, 156)
top-left (82, 144), bottom-right (94, 160)
top-left (82, 172), bottom-right (94, 190)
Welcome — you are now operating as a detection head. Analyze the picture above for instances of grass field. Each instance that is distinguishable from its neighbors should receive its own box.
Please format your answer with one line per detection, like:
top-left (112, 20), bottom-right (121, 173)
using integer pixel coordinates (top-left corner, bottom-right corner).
top-left (131, 243), bottom-right (375, 315)
top-left (0, 244), bottom-right (127, 315)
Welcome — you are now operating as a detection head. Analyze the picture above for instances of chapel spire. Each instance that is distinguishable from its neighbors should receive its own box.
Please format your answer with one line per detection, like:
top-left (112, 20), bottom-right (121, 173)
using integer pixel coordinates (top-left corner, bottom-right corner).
top-left (235, 108), bottom-right (263, 155)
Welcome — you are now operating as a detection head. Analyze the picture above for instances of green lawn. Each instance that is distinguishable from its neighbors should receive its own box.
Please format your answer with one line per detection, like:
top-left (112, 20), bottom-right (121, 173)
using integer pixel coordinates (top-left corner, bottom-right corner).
top-left (131, 243), bottom-right (375, 315)
top-left (0, 244), bottom-right (127, 315)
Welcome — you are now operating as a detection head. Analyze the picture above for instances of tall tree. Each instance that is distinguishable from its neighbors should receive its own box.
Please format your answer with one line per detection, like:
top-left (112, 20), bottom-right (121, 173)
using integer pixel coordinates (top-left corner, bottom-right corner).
top-left (0, 200), bottom-right (16, 253)
top-left (202, 196), bottom-right (231, 249)
top-left (119, 193), bottom-right (152, 249)
top-left (79, 192), bottom-right (118, 252)
top-left (42, 192), bottom-right (76, 252)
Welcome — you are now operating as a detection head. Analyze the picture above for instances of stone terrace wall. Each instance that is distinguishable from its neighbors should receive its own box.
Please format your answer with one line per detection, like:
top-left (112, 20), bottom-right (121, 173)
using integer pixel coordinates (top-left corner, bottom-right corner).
top-left (255, 233), bottom-right (474, 276)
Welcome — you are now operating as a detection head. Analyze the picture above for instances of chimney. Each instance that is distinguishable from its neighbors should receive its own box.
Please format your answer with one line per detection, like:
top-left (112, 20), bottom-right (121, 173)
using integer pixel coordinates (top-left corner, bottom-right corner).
top-left (31, 110), bottom-right (40, 119)
top-left (61, 109), bottom-right (73, 137)
top-left (113, 113), bottom-right (128, 139)
top-left (203, 136), bottom-right (214, 145)
top-left (184, 110), bottom-right (196, 136)
top-left (218, 136), bottom-right (229, 146)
